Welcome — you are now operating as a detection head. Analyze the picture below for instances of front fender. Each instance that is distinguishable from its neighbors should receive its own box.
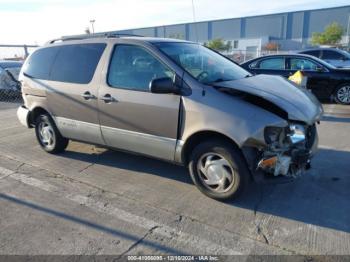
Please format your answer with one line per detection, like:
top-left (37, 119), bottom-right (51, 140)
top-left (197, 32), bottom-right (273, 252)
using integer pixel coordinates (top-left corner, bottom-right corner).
top-left (180, 86), bottom-right (288, 150)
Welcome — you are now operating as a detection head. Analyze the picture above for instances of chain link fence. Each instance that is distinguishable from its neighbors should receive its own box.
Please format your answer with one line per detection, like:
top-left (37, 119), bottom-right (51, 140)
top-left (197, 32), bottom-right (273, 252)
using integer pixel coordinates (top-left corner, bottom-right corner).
top-left (0, 45), bottom-right (37, 104)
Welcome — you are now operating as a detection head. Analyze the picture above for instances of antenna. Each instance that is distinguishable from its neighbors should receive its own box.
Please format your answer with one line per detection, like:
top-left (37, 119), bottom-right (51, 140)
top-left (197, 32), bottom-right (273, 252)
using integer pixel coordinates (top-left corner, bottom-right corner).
top-left (191, 0), bottom-right (199, 43)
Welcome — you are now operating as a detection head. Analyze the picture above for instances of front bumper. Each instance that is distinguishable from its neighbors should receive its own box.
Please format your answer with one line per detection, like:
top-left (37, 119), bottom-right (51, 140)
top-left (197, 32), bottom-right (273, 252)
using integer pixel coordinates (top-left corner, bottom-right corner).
top-left (17, 106), bottom-right (31, 128)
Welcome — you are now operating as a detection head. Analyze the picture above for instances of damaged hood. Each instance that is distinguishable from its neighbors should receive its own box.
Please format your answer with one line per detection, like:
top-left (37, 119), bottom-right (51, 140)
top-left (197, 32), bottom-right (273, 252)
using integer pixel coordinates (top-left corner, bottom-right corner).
top-left (213, 74), bottom-right (323, 125)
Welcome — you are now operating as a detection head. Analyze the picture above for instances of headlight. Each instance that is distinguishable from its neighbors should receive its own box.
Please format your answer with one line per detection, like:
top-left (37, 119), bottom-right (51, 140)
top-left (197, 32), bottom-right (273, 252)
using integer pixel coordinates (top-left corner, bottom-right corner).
top-left (288, 124), bottom-right (306, 144)
top-left (264, 127), bottom-right (284, 144)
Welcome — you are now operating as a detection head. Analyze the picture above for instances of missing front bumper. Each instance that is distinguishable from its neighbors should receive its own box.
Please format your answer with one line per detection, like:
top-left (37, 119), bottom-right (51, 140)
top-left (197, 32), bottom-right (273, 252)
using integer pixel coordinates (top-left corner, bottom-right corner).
top-left (257, 149), bottom-right (312, 178)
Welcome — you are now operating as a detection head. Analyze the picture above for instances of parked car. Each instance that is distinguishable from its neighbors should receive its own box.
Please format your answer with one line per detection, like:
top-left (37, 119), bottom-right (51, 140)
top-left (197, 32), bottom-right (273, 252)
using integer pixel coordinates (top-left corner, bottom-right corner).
top-left (0, 61), bottom-right (22, 100)
top-left (241, 54), bottom-right (350, 105)
top-left (17, 36), bottom-right (322, 200)
top-left (298, 48), bottom-right (350, 68)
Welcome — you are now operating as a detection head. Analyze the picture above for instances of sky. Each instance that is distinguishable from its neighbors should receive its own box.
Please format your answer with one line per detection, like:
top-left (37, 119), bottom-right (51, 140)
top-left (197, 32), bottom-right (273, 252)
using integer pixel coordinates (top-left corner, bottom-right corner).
top-left (0, 0), bottom-right (349, 45)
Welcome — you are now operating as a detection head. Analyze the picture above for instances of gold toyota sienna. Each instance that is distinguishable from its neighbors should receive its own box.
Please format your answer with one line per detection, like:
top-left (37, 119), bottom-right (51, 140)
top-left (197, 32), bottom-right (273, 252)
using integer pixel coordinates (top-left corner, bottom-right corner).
top-left (17, 35), bottom-right (323, 200)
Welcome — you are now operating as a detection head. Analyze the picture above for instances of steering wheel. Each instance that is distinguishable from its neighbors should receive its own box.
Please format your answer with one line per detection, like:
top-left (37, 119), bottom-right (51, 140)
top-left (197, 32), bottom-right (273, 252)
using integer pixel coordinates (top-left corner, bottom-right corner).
top-left (197, 71), bottom-right (209, 82)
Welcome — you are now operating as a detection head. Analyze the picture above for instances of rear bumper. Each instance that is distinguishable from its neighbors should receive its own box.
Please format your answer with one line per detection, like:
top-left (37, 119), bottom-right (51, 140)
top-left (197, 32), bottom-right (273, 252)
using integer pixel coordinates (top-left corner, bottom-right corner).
top-left (17, 106), bottom-right (31, 128)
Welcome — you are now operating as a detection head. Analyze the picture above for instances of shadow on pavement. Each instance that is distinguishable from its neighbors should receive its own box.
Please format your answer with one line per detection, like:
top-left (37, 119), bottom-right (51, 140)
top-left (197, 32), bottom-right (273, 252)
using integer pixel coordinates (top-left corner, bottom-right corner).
top-left (62, 148), bottom-right (192, 185)
top-left (60, 147), bottom-right (350, 234)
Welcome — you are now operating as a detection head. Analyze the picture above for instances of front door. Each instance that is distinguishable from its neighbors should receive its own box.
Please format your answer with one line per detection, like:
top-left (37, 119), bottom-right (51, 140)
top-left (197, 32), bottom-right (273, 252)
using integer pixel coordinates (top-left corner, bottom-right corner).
top-left (286, 57), bottom-right (331, 99)
top-left (97, 44), bottom-right (181, 161)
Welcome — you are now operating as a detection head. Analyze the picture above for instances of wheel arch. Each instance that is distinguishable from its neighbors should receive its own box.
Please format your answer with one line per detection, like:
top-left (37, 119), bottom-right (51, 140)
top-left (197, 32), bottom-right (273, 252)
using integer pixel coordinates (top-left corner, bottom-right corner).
top-left (180, 130), bottom-right (242, 166)
top-left (28, 106), bottom-right (51, 126)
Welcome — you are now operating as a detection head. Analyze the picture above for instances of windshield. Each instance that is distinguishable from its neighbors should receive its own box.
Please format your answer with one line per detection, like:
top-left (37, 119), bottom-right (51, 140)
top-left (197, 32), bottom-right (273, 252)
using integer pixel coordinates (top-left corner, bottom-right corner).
top-left (309, 56), bottom-right (337, 69)
top-left (154, 42), bottom-right (250, 84)
top-left (338, 49), bottom-right (350, 58)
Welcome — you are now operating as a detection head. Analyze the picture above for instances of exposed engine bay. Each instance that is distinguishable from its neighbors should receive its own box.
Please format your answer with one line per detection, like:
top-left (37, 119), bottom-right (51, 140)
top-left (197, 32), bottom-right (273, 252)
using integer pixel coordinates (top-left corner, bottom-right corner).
top-left (257, 124), bottom-right (317, 177)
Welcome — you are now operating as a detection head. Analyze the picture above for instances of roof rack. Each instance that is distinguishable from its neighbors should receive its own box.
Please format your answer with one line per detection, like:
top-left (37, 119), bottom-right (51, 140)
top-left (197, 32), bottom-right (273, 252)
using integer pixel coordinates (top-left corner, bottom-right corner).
top-left (46, 33), bottom-right (144, 44)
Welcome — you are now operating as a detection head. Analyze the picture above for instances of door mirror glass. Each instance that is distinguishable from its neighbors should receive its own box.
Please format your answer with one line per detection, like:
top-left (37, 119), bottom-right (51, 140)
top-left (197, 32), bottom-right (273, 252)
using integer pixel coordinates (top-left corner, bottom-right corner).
top-left (315, 65), bottom-right (325, 72)
top-left (149, 77), bottom-right (179, 94)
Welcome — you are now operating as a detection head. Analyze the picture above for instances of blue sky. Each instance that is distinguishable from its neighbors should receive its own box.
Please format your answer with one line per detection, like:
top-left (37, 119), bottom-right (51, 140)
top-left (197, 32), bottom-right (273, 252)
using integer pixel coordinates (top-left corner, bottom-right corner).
top-left (0, 0), bottom-right (349, 44)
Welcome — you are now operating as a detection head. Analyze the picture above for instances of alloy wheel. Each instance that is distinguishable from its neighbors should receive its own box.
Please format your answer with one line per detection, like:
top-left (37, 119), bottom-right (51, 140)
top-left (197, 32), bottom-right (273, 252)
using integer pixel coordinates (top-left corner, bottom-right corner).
top-left (337, 86), bottom-right (350, 104)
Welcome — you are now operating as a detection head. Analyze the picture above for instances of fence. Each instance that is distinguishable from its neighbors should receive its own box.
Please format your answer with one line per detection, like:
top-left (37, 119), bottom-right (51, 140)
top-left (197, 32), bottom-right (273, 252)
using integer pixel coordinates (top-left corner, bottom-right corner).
top-left (0, 44), bottom-right (38, 104)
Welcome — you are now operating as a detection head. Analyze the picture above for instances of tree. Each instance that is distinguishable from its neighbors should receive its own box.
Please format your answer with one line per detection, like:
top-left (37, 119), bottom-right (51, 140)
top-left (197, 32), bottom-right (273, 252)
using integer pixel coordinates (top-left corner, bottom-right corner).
top-left (204, 38), bottom-right (231, 52)
top-left (311, 22), bottom-right (344, 46)
top-left (84, 27), bottom-right (91, 34)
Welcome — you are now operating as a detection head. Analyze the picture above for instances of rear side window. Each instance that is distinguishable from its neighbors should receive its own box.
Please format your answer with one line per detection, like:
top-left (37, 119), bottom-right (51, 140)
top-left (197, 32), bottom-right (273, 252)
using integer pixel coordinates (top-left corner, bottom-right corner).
top-left (50, 44), bottom-right (106, 84)
top-left (23, 47), bottom-right (59, 80)
top-left (322, 50), bottom-right (344, 60)
top-left (258, 58), bottom-right (285, 70)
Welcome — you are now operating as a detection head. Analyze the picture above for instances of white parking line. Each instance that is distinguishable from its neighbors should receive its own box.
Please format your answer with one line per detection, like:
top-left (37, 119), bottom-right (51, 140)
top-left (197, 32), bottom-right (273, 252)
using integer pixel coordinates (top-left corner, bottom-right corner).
top-left (0, 166), bottom-right (242, 255)
top-left (0, 166), bottom-right (14, 179)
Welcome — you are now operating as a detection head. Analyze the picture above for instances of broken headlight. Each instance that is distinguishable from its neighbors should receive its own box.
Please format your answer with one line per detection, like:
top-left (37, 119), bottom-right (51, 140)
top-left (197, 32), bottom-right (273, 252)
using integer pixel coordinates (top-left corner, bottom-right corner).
top-left (264, 126), bottom-right (284, 145)
top-left (288, 124), bottom-right (306, 144)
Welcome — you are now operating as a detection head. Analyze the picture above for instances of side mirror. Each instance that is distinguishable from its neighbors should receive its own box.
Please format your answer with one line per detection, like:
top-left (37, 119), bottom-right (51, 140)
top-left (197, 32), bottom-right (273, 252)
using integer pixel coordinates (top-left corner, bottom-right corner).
top-left (315, 65), bottom-right (325, 72)
top-left (149, 77), bottom-right (180, 94)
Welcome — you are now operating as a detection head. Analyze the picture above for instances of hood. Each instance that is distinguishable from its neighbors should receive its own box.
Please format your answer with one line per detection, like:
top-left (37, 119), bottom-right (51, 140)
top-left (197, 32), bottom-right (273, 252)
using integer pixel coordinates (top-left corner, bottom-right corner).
top-left (213, 74), bottom-right (323, 125)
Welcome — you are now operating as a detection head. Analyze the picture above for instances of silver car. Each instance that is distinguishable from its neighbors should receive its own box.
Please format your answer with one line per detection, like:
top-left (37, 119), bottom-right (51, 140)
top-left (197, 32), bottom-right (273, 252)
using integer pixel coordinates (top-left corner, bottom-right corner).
top-left (17, 35), bottom-right (323, 200)
top-left (299, 48), bottom-right (350, 68)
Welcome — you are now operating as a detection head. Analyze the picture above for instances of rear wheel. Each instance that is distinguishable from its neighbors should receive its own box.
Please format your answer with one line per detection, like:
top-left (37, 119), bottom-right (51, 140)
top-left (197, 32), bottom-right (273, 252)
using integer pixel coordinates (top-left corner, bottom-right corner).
top-left (188, 139), bottom-right (249, 200)
top-left (35, 114), bottom-right (69, 154)
top-left (334, 84), bottom-right (350, 105)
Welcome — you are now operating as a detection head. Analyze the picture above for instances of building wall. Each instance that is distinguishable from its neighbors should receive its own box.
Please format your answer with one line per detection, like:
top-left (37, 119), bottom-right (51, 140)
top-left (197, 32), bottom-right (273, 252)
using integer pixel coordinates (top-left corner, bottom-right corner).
top-left (211, 19), bottom-right (241, 39)
top-left (68, 5), bottom-right (349, 51)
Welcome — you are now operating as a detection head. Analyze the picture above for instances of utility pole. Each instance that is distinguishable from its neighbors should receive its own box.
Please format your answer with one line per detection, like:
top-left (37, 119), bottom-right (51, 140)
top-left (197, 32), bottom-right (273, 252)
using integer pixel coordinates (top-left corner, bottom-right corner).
top-left (347, 14), bottom-right (350, 49)
top-left (90, 19), bottom-right (96, 34)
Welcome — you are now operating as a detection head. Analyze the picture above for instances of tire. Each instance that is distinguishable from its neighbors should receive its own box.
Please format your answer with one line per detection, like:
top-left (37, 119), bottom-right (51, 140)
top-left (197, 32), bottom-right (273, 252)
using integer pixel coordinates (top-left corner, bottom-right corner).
top-left (334, 84), bottom-right (350, 105)
top-left (188, 139), bottom-right (249, 200)
top-left (35, 114), bottom-right (69, 154)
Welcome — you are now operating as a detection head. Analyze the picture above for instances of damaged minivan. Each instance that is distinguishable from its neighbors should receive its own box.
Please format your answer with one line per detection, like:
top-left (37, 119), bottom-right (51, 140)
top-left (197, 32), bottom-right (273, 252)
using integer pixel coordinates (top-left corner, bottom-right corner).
top-left (17, 36), bottom-right (323, 200)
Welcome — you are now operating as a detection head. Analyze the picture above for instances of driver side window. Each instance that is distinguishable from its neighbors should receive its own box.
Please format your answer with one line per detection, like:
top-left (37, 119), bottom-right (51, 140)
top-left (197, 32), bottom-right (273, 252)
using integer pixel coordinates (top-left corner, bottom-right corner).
top-left (290, 58), bottom-right (318, 71)
top-left (108, 45), bottom-right (174, 91)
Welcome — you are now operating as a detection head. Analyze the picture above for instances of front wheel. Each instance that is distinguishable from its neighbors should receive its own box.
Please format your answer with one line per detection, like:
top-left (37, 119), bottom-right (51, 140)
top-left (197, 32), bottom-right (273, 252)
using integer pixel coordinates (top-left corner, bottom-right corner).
top-left (35, 114), bottom-right (69, 154)
top-left (188, 140), bottom-right (249, 200)
top-left (334, 84), bottom-right (350, 105)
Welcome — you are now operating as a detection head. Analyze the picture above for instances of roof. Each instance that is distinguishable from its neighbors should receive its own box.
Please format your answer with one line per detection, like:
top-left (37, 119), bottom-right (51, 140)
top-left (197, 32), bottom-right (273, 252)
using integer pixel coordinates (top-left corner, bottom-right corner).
top-left (47, 34), bottom-right (194, 45)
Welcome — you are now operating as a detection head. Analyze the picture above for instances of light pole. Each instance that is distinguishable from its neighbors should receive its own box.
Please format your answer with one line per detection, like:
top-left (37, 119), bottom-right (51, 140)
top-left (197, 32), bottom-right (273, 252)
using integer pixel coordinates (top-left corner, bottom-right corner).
top-left (347, 14), bottom-right (350, 49)
top-left (90, 19), bottom-right (95, 34)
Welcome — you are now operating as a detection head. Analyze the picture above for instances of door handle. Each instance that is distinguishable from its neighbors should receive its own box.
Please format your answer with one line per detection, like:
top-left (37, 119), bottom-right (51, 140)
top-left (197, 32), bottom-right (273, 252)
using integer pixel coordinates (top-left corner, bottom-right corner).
top-left (101, 94), bottom-right (116, 103)
top-left (81, 91), bottom-right (95, 100)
